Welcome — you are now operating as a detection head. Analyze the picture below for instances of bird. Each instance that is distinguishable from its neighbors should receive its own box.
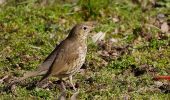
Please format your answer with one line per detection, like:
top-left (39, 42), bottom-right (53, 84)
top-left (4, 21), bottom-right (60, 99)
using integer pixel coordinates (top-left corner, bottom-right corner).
top-left (10, 22), bottom-right (96, 91)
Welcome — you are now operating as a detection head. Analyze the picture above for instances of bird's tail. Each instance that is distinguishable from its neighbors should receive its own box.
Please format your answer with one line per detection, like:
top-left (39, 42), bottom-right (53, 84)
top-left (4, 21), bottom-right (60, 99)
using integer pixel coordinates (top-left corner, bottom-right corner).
top-left (11, 70), bottom-right (47, 84)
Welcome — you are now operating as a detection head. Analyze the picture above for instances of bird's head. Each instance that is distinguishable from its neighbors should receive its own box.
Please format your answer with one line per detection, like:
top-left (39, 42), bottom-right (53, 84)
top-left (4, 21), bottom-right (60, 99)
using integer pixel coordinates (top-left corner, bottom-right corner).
top-left (68, 22), bottom-right (96, 40)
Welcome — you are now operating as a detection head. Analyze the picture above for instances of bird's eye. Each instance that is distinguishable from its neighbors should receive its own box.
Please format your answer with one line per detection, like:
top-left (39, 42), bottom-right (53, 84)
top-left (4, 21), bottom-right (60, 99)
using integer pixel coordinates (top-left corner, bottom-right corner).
top-left (83, 26), bottom-right (87, 30)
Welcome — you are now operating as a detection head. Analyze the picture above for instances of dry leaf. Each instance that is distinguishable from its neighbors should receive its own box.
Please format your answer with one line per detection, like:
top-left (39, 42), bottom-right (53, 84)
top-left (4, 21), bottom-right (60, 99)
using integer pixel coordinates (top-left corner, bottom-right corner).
top-left (161, 22), bottom-right (169, 33)
top-left (112, 17), bottom-right (119, 23)
top-left (110, 38), bottom-right (118, 43)
top-left (92, 31), bottom-right (105, 43)
top-left (154, 81), bottom-right (163, 87)
top-left (73, 6), bottom-right (81, 12)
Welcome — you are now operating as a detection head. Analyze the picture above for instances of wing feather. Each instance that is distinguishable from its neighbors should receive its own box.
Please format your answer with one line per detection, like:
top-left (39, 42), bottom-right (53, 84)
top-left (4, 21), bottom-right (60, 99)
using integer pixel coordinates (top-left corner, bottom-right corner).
top-left (48, 39), bottom-right (80, 76)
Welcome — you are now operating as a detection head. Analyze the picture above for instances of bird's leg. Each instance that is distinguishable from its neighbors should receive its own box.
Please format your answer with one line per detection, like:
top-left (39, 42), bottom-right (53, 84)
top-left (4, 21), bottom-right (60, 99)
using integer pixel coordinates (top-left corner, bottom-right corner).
top-left (60, 78), bottom-right (66, 91)
top-left (69, 75), bottom-right (76, 91)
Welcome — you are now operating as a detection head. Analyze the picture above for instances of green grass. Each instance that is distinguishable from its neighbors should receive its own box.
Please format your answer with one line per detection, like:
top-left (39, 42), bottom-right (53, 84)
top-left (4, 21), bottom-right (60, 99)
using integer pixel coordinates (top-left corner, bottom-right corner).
top-left (0, 0), bottom-right (170, 99)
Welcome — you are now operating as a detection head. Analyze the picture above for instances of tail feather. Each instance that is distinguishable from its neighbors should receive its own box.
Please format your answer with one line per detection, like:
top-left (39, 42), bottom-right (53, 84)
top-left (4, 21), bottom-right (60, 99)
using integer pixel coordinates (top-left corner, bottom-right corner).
top-left (12, 70), bottom-right (47, 84)
top-left (18, 71), bottom-right (41, 81)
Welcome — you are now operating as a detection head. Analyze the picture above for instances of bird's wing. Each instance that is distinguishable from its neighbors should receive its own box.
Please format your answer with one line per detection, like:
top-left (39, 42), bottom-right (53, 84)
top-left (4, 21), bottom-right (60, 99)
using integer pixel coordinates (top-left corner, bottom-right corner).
top-left (48, 39), bottom-right (80, 76)
top-left (37, 39), bottom-right (80, 83)
top-left (37, 44), bottom-right (60, 71)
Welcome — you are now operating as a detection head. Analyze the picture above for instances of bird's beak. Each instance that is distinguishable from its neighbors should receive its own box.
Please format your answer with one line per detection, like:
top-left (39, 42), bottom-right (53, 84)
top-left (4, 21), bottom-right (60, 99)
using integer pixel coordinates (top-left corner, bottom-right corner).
top-left (85, 21), bottom-right (97, 34)
top-left (86, 21), bottom-right (97, 29)
top-left (83, 21), bottom-right (97, 38)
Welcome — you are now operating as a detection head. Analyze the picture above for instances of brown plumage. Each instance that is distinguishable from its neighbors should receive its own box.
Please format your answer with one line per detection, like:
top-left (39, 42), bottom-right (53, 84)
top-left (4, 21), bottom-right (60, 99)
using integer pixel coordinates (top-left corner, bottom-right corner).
top-left (11, 22), bottom-right (96, 90)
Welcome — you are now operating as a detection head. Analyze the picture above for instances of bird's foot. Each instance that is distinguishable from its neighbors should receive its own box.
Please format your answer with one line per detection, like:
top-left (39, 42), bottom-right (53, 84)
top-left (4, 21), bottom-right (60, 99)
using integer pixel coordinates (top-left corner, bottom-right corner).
top-left (70, 82), bottom-right (79, 92)
top-left (72, 85), bottom-right (77, 92)
top-left (71, 89), bottom-right (79, 100)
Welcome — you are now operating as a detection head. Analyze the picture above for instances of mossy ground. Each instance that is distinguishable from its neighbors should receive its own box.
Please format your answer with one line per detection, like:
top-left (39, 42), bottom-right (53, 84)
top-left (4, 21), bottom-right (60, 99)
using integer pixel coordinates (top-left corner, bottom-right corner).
top-left (0, 0), bottom-right (170, 99)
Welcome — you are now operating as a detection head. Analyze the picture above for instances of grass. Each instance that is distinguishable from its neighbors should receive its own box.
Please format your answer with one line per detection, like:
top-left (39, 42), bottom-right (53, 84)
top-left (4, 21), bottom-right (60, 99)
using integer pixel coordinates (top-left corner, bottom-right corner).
top-left (0, 0), bottom-right (170, 99)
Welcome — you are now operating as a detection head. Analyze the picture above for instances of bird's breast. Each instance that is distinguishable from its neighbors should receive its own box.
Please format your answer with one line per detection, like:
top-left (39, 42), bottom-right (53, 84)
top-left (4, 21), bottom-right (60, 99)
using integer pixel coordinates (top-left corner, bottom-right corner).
top-left (75, 44), bottom-right (87, 66)
top-left (65, 45), bottom-right (87, 75)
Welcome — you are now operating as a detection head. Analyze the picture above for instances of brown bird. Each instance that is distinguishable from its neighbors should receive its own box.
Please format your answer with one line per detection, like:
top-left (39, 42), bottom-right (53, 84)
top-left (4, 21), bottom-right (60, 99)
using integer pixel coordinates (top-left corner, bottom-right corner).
top-left (11, 22), bottom-right (96, 90)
